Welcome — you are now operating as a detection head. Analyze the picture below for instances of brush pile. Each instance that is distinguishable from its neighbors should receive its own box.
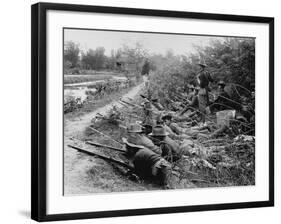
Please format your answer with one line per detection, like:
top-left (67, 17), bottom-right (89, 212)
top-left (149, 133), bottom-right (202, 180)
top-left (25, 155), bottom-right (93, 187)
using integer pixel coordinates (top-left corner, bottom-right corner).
top-left (83, 86), bottom-right (255, 189)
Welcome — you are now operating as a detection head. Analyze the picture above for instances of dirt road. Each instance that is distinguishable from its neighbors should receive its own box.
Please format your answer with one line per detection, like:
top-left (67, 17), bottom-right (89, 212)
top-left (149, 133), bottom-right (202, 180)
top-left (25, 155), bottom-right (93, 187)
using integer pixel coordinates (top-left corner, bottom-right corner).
top-left (64, 82), bottom-right (146, 195)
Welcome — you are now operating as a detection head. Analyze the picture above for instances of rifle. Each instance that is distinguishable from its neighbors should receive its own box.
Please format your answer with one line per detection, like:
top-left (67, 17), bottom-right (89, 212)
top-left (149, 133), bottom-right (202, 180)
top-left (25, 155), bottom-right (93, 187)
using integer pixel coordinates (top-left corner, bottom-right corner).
top-left (88, 126), bottom-right (123, 147)
top-left (119, 110), bottom-right (142, 119)
top-left (68, 144), bottom-right (134, 170)
top-left (140, 94), bottom-right (148, 99)
top-left (69, 144), bottom-right (181, 179)
top-left (86, 141), bottom-right (126, 153)
top-left (117, 100), bottom-right (129, 108)
top-left (120, 99), bottom-right (142, 109)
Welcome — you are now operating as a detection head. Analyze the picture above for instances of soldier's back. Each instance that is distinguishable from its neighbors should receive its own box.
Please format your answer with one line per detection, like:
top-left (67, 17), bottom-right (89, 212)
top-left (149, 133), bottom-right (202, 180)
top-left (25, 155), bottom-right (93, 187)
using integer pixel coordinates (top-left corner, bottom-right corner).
top-left (133, 148), bottom-right (161, 177)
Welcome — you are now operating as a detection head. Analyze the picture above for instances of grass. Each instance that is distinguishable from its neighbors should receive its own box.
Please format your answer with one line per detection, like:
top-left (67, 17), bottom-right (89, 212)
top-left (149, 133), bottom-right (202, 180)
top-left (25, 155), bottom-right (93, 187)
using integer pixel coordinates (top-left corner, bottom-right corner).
top-left (85, 96), bottom-right (255, 190)
top-left (64, 86), bottom-right (134, 121)
top-left (64, 70), bottom-right (127, 85)
top-left (64, 85), bottom-right (255, 194)
top-left (64, 74), bottom-right (113, 84)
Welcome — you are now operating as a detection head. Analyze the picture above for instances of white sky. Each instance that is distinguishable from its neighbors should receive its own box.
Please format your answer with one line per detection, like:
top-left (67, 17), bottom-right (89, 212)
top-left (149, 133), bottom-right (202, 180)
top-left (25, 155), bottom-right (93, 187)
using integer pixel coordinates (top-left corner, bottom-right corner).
top-left (64, 29), bottom-right (226, 56)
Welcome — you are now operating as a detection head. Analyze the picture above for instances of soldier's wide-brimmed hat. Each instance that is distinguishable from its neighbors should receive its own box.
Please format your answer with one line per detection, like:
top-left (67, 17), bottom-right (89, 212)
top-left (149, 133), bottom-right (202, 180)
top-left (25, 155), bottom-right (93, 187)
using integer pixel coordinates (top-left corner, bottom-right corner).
top-left (141, 120), bottom-right (153, 127)
top-left (218, 80), bottom-right (226, 86)
top-left (127, 123), bottom-right (143, 133)
top-left (122, 137), bottom-right (144, 149)
top-left (151, 98), bottom-right (159, 102)
top-left (149, 125), bottom-right (169, 137)
top-left (161, 113), bottom-right (173, 121)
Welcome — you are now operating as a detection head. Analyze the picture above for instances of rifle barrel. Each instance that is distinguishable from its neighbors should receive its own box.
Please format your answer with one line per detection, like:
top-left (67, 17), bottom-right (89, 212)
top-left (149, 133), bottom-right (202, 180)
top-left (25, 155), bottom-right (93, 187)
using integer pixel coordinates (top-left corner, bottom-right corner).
top-left (68, 144), bottom-right (133, 170)
top-left (120, 99), bottom-right (142, 109)
top-left (86, 141), bottom-right (126, 153)
top-left (88, 127), bottom-right (123, 147)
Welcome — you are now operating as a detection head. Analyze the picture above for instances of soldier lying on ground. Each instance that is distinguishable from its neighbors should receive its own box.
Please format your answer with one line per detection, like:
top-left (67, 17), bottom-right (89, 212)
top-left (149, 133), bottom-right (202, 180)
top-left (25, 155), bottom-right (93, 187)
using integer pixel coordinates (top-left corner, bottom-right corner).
top-left (183, 84), bottom-right (195, 102)
top-left (140, 94), bottom-right (165, 111)
top-left (179, 87), bottom-right (200, 116)
top-left (141, 123), bottom-right (153, 135)
top-left (142, 100), bottom-right (156, 127)
top-left (239, 91), bottom-right (255, 123)
top-left (162, 113), bottom-right (186, 135)
top-left (122, 137), bottom-right (172, 188)
top-left (209, 81), bottom-right (242, 112)
top-left (149, 125), bottom-right (182, 163)
top-left (151, 98), bottom-right (165, 111)
top-left (126, 123), bottom-right (161, 154)
top-left (161, 113), bottom-right (209, 139)
top-left (155, 113), bottom-right (184, 141)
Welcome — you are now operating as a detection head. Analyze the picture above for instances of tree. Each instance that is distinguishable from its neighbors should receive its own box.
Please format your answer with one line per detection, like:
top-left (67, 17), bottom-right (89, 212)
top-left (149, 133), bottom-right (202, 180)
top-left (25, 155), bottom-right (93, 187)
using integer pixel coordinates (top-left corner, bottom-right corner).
top-left (105, 49), bottom-right (118, 70)
top-left (121, 42), bottom-right (148, 72)
top-left (194, 38), bottom-right (255, 91)
top-left (81, 47), bottom-right (106, 70)
top-left (64, 41), bottom-right (80, 68)
top-left (146, 37), bottom-right (255, 107)
top-left (141, 59), bottom-right (150, 75)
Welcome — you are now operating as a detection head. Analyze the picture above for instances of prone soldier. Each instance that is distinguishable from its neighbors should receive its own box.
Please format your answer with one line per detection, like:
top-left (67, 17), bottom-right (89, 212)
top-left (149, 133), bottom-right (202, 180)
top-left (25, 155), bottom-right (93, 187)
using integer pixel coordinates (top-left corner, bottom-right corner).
top-left (122, 137), bottom-right (172, 188)
top-left (149, 125), bottom-right (182, 163)
top-left (126, 123), bottom-right (161, 154)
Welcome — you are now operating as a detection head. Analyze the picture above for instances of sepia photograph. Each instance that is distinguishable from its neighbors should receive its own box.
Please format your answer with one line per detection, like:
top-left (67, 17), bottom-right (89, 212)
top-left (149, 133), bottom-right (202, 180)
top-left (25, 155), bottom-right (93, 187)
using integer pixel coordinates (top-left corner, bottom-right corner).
top-left (63, 28), bottom-right (255, 195)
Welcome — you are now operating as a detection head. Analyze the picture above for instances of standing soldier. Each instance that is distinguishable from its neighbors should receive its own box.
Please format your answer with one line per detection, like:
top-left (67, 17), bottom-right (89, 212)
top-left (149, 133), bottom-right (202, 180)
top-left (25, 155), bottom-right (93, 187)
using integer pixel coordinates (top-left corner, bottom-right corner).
top-left (196, 63), bottom-right (213, 123)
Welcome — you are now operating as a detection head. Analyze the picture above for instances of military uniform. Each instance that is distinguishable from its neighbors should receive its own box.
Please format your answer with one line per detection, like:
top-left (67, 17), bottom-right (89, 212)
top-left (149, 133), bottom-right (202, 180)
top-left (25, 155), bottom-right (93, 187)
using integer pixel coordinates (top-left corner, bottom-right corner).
top-left (159, 136), bottom-right (182, 162)
top-left (196, 65), bottom-right (213, 123)
top-left (210, 81), bottom-right (242, 112)
top-left (133, 148), bottom-right (171, 186)
top-left (133, 134), bottom-right (161, 154)
top-left (179, 94), bottom-right (199, 116)
top-left (210, 90), bottom-right (232, 111)
top-left (122, 141), bottom-right (171, 187)
top-left (169, 122), bottom-right (182, 135)
top-left (197, 70), bottom-right (213, 90)
top-left (126, 123), bottom-right (160, 154)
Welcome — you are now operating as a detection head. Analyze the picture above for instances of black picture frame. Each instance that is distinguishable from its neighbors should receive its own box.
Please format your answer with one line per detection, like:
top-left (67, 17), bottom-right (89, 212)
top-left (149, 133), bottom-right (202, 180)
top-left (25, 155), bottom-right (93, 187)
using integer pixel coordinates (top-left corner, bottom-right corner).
top-left (31, 2), bottom-right (274, 222)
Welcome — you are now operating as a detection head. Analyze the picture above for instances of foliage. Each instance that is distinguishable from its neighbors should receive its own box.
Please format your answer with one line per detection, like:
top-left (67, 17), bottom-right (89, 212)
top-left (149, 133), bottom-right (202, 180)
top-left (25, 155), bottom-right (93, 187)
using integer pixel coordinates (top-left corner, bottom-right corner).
top-left (147, 37), bottom-right (255, 105)
top-left (81, 47), bottom-right (106, 70)
top-left (195, 38), bottom-right (255, 91)
top-left (141, 59), bottom-right (150, 75)
top-left (64, 41), bottom-right (80, 68)
top-left (64, 74), bottom-right (113, 84)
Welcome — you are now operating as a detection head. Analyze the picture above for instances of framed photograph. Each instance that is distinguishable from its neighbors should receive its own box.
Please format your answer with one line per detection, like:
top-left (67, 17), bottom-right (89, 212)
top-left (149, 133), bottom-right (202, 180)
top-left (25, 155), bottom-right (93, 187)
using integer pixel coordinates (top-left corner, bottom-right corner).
top-left (31, 2), bottom-right (274, 222)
